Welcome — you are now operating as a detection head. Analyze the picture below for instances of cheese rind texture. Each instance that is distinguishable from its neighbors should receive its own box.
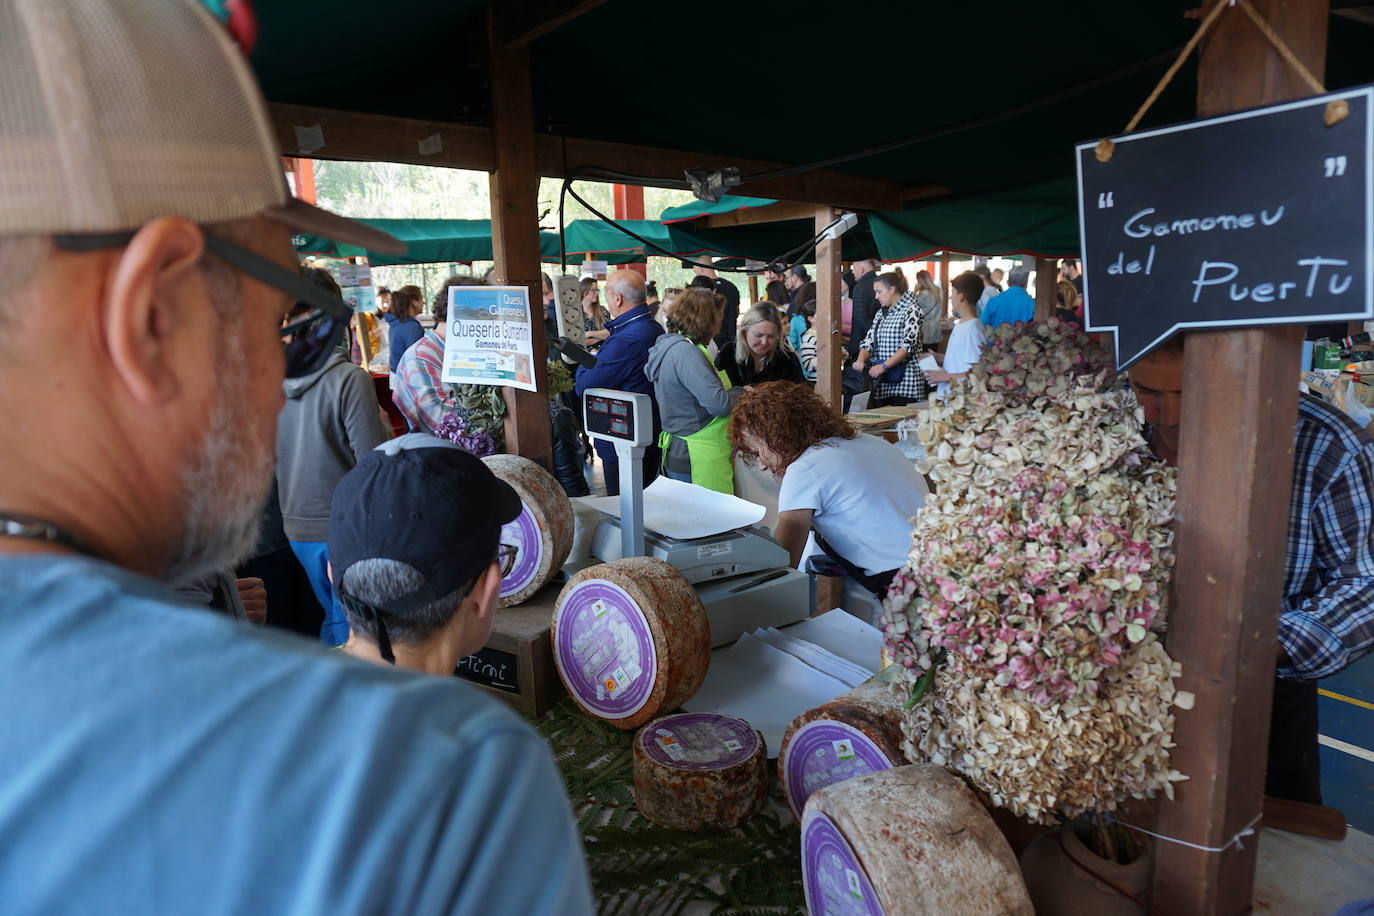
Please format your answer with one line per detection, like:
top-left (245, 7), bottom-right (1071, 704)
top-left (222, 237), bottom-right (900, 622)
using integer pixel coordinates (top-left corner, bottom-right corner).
top-left (633, 712), bottom-right (767, 832)
top-left (483, 455), bottom-right (575, 608)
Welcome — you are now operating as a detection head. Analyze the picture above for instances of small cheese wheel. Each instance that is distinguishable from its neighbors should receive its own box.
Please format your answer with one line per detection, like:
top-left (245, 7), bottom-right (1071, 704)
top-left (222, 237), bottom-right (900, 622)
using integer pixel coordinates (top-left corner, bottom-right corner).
top-left (551, 558), bottom-right (710, 729)
top-left (483, 455), bottom-right (575, 607)
top-left (801, 765), bottom-right (1033, 916)
top-left (778, 675), bottom-right (907, 819)
top-left (633, 712), bottom-right (767, 832)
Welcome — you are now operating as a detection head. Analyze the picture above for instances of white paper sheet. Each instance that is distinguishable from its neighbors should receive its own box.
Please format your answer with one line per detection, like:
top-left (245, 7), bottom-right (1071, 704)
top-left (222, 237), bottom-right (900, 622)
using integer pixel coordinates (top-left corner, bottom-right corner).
top-left (779, 609), bottom-right (884, 675)
top-left (918, 354), bottom-right (941, 373)
top-left (579, 476), bottom-right (765, 540)
top-left (681, 634), bottom-right (851, 753)
top-left (751, 627), bottom-right (872, 688)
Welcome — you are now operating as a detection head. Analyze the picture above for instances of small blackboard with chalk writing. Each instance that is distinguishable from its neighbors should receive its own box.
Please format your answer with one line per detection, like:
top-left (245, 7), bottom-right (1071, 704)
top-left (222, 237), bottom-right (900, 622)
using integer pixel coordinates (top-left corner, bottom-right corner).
top-left (1076, 85), bottom-right (1374, 368)
top-left (455, 646), bottom-right (520, 693)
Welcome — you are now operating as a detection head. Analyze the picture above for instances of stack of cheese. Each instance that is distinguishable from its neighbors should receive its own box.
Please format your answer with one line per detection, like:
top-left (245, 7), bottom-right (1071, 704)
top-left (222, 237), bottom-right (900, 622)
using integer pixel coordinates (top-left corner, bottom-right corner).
top-left (483, 455), bottom-right (575, 607)
top-left (778, 674), bottom-right (907, 819)
top-left (551, 557), bottom-right (711, 729)
top-left (801, 765), bottom-right (1033, 915)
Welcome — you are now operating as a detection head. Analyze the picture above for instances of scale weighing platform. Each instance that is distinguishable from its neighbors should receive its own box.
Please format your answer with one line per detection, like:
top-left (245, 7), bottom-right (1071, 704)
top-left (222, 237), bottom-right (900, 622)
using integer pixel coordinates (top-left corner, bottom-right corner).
top-left (580, 388), bottom-right (809, 646)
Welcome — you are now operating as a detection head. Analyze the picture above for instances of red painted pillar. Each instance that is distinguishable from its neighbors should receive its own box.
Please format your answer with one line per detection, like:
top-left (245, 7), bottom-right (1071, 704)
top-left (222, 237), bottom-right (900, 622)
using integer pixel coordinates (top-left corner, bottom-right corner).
top-left (613, 183), bottom-right (647, 277)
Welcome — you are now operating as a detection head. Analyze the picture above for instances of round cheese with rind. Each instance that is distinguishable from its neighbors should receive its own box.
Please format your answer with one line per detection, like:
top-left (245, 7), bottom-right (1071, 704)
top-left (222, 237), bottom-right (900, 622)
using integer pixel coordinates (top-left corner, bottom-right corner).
top-left (483, 454), bottom-right (574, 607)
top-left (551, 557), bottom-right (710, 729)
top-left (801, 765), bottom-right (1033, 916)
top-left (633, 712), bottom-right (767, 832)
top-left (778, 675), bottom-right (907, 819)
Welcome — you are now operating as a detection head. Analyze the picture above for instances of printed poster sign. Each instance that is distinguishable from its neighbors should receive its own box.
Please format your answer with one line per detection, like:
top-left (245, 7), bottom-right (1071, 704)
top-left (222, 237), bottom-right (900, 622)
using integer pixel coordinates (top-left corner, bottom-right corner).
top-left (441, 285), bottom-right (537, 392)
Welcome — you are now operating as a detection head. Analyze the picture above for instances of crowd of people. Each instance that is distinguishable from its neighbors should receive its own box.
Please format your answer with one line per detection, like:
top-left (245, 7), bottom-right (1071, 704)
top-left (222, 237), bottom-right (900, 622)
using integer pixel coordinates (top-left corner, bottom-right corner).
top-left (5, 6), bottom-right (1369, 913)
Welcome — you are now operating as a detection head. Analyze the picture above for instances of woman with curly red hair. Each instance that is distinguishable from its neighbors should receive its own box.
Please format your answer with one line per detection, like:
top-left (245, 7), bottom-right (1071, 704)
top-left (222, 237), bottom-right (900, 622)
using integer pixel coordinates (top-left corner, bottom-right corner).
top-left (730, 382), bottom-right (927, 596)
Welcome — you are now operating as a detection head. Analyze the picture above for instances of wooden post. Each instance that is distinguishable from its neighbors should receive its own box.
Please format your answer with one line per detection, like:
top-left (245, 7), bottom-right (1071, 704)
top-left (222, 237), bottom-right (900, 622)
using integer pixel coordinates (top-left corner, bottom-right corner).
top-left (487, 11), bottom-right (552, 467)
top-left (1034, 257), bottom-right (1057, 320)
top-left (748, 275), bottom-right (760, 303)
top-left (612, 183), bottom-right (647, 277)
top-left (940, 252), bottom-right (951, 319)
top-left (814, 206), bottom-right (844, 614)
top-left (1150, 1), bottom-right (1326, 912)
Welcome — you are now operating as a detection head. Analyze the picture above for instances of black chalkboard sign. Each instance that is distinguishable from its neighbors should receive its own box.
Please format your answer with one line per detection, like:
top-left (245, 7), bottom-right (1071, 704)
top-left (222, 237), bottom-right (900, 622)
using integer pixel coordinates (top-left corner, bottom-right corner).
top-left (1077, 86), bottom-right (1373, 368)
top-left (455, 646), bottom-right (519, 693)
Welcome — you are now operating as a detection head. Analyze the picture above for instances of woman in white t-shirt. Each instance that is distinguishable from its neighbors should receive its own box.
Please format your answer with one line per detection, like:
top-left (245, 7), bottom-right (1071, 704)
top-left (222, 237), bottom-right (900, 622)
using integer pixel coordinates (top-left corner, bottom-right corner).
top-left (730, 382), bottom-right (927, 597)
top-left (923, 271), bottom-right (987, 399)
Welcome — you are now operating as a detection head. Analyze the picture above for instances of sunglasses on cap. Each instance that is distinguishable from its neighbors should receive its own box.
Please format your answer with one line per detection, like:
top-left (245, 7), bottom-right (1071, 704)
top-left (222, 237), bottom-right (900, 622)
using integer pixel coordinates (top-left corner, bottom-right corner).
top-left (53, 230), bottom-right (353, 379)
top-left (342, 543), bottom-right (519, 666)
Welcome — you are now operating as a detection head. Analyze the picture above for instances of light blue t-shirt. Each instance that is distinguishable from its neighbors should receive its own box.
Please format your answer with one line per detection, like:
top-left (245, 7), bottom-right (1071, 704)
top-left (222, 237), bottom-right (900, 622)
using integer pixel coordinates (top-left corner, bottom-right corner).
top-left (980, 286), bottom-right (1034, 327)
top-left (0, 555), bottom-right (594, 916)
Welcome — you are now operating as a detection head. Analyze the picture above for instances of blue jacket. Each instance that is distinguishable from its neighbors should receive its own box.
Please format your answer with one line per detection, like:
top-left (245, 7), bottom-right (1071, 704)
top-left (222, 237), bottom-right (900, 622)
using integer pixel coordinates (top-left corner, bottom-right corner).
top-left (981, 286), bottom-right (1034, 327)
top-left (575, 304), bottom-right (664, 429)
top-left (385, 315), bottom-right (423, 373)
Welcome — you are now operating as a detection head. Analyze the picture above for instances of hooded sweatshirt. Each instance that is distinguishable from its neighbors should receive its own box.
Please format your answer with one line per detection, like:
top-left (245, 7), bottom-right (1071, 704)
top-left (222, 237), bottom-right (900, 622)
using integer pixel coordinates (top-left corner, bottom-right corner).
top-left (643, 334), bottom-right (740, 475)
top-left (276, 352), bottom-right (390, 542)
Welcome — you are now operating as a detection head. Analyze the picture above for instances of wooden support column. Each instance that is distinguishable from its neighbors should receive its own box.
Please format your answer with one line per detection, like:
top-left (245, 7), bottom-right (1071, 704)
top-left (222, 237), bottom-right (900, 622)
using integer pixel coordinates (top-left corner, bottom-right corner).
top-left (612, 183), bottom-right (647, 277)
top-left (748, 275), bottom-right (760, 303)
top-left (814, 206), bottom-right (844, 614)
top-left (1150, 1), bottom-right (1326, 913)
top-left (940, 252), bottom-right (952, 318)
top-left (1034, 257), bottom-right (1057, 320)
top-left (487, 11), bottom-right (553, 467)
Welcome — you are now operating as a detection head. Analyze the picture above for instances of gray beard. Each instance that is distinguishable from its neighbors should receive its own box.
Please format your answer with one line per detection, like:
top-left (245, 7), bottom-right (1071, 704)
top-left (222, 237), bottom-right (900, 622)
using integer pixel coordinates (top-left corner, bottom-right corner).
top-left (161, 330), bottom-right (275, 586)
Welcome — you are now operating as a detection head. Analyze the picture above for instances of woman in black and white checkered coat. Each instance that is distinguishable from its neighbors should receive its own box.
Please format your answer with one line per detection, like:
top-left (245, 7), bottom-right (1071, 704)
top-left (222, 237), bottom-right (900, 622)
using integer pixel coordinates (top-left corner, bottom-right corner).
top-left (851, 271), bottom-right (928, 405)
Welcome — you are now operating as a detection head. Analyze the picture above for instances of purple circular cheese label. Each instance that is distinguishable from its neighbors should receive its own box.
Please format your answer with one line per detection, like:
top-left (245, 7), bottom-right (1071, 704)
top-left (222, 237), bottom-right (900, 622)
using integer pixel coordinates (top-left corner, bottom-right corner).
top-left (785, 719), bottom-right (895, 818)
top-left (499, 504), bottom-right (543, 598)
top-left (802, 811), bottom-right (885, 916)
top-left (554, 579), bottom-right (657, 719)
top-left (638, 713), bottom-right (760, 770)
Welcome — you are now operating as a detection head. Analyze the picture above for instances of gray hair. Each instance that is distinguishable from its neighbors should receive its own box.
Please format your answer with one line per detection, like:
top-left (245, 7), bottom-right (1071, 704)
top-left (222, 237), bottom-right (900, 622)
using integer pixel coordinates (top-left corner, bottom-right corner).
top-left (340, 558), bottom-right (466, 645)
top-left (606, 273), bottom-right (646, 307)
top-left (1007, 265), bottom-right (1031, 288)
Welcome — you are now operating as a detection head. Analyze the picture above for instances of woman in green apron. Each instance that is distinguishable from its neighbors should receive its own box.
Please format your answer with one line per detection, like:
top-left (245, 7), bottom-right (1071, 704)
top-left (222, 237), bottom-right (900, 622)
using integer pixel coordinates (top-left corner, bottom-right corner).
top-left (643, 287), bottom-right (741, 494)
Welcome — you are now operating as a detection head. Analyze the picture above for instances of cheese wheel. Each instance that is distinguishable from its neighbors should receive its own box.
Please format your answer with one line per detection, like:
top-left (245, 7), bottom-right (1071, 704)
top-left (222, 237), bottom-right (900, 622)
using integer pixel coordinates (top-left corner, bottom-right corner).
top-left (633, 712), bottom-right (767, 832)
top-left (551, 558), bottom-right (711, 729)
top-left (778, 675), bottom-right (907, 819)
top-left (483, 455), bottom-right (575, 607)
top-left (801, 765), bottom-right (1033, 916)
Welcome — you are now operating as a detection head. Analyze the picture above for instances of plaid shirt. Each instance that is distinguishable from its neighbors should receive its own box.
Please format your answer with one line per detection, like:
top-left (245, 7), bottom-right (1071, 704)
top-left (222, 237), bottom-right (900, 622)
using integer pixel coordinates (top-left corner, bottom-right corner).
top-left (392, 329), bottom-right (458, 435)
top-left (1279, 394), bottom-right (1374, 679)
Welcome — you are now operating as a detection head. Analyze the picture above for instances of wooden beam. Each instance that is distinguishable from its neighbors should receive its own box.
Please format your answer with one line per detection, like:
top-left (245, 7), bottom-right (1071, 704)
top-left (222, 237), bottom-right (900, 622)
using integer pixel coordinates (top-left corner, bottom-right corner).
top-left (264, 103), bottom-right (909, 210)
top-left (1034, 257), bottom-right (1057, 321)
top-left (1150, 1), bottom-right (1326, 912)
top-left (815, 206), bottom-right (842, 408)
top-left (486, 11), bottom-right (553, 468)
top-left (699, 200), bottom-right (819, 229)
top-left (498, 0), bottom-right (608, 49)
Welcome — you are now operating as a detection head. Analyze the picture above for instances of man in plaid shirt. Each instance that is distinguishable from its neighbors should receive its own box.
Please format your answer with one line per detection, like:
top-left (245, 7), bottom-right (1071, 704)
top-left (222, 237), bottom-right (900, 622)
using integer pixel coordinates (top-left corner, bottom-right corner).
top-left (1130, 334), bottom-right (1374, 803)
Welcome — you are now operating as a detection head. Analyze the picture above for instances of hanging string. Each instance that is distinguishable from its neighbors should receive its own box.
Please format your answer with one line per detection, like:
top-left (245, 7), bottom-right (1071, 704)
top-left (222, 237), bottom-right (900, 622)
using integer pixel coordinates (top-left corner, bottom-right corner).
top-left (1097, 0), bottom-right (1342, 163)
top-left (1106, 811), bottom-right (1263, 854)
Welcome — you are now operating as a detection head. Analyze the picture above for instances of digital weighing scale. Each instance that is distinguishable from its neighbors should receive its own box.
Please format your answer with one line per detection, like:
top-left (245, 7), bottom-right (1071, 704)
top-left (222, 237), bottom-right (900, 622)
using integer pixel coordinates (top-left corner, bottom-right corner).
top-left (580, 388), bottom-right (810, 647)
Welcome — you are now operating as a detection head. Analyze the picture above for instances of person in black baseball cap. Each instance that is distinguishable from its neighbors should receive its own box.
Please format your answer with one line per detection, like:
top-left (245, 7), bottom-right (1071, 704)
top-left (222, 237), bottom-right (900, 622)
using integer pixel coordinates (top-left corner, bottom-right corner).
top-left (329, 434), bottom-right (522, 673)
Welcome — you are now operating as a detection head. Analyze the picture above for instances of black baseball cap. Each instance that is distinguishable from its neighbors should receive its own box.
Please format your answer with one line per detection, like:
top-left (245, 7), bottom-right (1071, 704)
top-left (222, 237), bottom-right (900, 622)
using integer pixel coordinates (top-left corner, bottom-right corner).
top-left (329, 435), bottom-right (522, 615)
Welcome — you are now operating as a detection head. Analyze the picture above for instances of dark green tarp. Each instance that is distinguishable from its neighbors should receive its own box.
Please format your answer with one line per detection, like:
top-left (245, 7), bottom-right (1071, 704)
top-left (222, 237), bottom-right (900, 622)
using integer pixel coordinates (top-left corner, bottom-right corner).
top-left (253, 2), bottom-right (1374, 257)
top-left (869, 179), bottom-right (1081, 261)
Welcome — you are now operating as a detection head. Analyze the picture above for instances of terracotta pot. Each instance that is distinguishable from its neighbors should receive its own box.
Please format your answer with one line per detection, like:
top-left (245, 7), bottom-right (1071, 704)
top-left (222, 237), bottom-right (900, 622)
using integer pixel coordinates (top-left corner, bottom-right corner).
top-left (1018, 819), bottom-right (1153, 916)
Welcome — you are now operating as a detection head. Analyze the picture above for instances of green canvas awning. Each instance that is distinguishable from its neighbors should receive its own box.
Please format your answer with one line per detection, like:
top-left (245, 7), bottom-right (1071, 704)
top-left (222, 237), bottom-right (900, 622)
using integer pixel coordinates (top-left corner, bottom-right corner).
top-left (294, 218), bottom-right (517, 264)
top-left (658, 195), bottom-right (778, 224)
top-left (869, 179), bottom-right (1080, 261)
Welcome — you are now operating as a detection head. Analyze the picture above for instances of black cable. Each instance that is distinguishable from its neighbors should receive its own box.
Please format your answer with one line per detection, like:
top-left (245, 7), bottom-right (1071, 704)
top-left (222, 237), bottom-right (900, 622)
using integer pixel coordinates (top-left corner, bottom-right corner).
top-left (556, 172), bottom-right (847, 276)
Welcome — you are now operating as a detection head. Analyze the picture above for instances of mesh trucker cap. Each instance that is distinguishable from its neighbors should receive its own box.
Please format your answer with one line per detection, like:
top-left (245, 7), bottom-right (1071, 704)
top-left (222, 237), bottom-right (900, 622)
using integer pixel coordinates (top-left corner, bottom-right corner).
top-left (328, 435), bottom-right (523, 616)
top-left (0, 0), bottom-right (402, 254)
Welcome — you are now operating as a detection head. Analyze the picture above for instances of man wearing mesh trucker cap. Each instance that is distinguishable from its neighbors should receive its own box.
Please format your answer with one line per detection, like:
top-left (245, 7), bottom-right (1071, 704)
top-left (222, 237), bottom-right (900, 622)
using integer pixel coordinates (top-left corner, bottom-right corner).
top-left (0, 2), bottom-right (593, 913)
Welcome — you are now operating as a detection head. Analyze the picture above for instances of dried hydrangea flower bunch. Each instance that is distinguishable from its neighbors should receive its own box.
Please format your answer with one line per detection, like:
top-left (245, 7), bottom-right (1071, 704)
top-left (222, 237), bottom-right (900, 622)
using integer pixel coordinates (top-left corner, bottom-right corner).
top-left (881, 319), bottom-right (1186, 821)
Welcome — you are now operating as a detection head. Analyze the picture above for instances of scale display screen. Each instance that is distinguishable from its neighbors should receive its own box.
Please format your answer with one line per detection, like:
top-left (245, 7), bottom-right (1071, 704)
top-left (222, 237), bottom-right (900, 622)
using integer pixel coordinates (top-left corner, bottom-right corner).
top-left (587, 394), bottom-right (637, 441)
top-left (584, 389), bottom-right (653, 447)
